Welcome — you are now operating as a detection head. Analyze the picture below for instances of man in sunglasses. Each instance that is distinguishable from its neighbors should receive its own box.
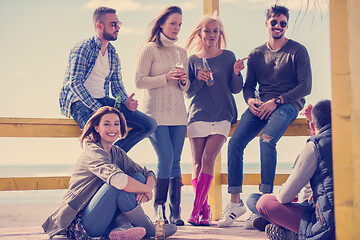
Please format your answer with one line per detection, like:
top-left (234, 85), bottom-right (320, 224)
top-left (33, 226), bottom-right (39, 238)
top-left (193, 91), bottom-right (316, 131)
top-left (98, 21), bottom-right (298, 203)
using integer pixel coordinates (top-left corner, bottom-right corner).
top-left (218, 4), bottom-right (312, 228)
top-left (59, 6), bottom-right (156, 152)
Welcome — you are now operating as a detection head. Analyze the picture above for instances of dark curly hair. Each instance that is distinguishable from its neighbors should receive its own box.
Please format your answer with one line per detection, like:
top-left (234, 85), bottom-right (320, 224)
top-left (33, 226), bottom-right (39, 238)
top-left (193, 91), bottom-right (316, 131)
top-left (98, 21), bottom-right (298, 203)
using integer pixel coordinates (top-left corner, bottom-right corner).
top-left (266, 5), bottom-right (289, 21)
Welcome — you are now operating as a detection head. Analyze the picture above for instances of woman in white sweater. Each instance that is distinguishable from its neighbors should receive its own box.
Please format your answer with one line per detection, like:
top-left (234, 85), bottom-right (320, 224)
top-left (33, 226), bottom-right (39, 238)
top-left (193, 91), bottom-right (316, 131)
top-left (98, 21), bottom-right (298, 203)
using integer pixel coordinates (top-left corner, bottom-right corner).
top-left (135, 6), bottom-right (190, 226)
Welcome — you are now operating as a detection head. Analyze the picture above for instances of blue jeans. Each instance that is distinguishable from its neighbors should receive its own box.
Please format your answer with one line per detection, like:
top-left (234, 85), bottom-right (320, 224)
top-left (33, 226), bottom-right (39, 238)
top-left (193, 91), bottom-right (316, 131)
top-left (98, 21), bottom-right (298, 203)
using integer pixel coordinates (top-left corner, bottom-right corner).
top-left (149, 125), bottom-right (187, 179)
top-left (70, 97), bottom-right (157, 152)
top-left (247, 193), bottom-right (262, 216)
top-left (81, 172), bottom-right (146, 237)
top-left (228, 104), bottom-right (298, 193)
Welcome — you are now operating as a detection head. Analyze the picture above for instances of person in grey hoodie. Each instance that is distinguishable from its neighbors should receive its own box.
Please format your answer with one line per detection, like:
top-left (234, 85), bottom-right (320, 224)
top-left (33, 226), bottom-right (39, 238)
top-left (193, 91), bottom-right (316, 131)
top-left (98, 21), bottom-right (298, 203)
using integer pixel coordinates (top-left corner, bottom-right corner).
top-left (42, 106), bottom-right (176, 239)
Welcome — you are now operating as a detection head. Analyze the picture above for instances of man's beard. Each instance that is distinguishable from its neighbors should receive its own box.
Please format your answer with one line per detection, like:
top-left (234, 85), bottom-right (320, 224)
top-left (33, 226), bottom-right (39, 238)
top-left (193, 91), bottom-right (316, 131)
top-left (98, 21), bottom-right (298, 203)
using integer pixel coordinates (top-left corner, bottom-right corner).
top-left (271, 29), bottom-right (284, 40)
top-left (272, 34), bottom-right (283, 40)
top-left (103, 31), bottom-right (117, 41)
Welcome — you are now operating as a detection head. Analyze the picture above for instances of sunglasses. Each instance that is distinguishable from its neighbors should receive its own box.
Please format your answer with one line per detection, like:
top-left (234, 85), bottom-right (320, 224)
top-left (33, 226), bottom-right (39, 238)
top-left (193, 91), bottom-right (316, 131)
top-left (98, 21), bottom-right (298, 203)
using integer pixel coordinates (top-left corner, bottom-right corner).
top-left (270, 20), bottom-right (287, 28)
top-left (101, 21), bottom-right (122, 30)
top-left (109, 21), bottom-right (122, 29)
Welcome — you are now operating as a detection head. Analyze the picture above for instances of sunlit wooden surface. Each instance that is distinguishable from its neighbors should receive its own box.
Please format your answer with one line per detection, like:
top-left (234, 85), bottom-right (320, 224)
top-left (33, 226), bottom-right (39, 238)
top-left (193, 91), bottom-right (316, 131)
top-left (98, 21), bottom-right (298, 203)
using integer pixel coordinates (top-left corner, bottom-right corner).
top-left (0, 117), bottom-right (308, 138)
top-left (330, 0), bottom-right (360, 239)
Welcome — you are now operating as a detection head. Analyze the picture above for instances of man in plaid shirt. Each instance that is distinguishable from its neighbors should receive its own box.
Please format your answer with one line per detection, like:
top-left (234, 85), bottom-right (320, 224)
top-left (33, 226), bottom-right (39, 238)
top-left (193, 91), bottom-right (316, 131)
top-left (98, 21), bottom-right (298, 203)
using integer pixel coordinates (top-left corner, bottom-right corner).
top-left (59, 6), bottom-right (156, 152)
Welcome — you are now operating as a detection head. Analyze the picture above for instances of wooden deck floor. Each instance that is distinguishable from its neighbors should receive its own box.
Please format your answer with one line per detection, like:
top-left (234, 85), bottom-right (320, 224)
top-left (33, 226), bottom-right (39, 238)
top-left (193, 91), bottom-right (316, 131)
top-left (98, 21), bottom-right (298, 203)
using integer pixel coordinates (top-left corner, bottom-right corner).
top-left (0, 221), bottom-right (267, 240)
top-left (0, 193), bottom-right (268, 239)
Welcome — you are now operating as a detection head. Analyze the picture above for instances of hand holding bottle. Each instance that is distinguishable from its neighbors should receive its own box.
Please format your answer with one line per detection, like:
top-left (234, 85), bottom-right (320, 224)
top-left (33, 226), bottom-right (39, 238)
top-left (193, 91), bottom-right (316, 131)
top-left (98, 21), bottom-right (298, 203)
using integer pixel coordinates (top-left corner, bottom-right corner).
top-left (201, 58), bottom-right (214, 86)
top-left (166, 49), bottom-right (187, 84)
top-left (197, 65), bottom-right (214, 86)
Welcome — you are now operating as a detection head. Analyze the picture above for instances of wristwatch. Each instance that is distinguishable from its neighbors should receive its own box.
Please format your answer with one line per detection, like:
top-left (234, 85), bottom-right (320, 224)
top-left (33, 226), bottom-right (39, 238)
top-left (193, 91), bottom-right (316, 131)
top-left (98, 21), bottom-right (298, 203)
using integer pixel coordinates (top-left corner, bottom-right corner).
top-left (274, 97), bottom-right (282, 106)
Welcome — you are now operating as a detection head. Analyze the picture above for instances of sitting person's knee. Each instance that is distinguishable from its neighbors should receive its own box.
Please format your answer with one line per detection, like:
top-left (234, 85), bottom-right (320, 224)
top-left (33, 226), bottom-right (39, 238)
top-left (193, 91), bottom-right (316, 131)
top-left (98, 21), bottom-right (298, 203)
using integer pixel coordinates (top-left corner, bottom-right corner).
top-left (131, 172), bottom-right (147, 184)
top-left (256, 194), bottom-right (274, 214)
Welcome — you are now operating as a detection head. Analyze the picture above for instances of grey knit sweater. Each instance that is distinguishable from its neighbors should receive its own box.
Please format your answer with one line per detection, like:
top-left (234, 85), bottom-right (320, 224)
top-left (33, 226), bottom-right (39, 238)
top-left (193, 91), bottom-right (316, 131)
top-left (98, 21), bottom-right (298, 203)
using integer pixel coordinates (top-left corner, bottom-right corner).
top-left (185, 50), bottom-right (243, 124)
top-left (243, 39), bottom-right (312, 111)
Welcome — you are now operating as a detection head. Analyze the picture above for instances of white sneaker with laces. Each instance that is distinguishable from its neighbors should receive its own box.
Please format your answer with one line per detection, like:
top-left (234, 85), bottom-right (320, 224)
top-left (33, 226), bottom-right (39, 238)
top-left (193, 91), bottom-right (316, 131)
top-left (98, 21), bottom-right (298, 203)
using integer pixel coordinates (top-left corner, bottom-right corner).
top-left (244, 213), bottom-right (257, 229)
top-left (217, 202), bottom-right (246, 227)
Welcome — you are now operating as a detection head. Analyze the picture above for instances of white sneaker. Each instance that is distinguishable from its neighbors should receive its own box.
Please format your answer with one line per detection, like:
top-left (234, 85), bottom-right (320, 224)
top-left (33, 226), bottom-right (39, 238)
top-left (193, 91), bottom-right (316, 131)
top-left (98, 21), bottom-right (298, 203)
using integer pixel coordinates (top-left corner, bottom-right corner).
top-left (217, 202), bottom-right (246, 227)
top-left (244, 213), bottom-right (270, 231)
top-left (244, 213), bottom-right (257, 229)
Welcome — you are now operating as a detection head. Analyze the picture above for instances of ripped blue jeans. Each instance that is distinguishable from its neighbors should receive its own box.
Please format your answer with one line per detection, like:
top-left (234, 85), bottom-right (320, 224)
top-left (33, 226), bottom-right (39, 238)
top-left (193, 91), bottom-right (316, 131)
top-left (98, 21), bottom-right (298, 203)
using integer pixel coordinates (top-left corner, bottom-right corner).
top-left (227, 104), bottom-right (298, 194)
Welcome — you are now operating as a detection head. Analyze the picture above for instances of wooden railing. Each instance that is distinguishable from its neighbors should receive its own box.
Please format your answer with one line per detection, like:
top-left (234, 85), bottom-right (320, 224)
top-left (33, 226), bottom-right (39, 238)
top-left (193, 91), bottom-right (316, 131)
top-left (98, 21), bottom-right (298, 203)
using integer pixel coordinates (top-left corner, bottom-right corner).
top-left (0, 117), bottom-right (308, 219)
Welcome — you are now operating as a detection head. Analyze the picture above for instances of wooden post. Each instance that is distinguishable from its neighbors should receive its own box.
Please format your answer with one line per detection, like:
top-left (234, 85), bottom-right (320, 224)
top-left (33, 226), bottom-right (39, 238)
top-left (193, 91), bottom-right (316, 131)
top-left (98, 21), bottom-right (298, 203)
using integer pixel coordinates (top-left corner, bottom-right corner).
top-left (203, 0), bottom-right (221, 221)
top-left (203, 0), bottom-right (219, 15)
top-left (330, 0), bottom-right (360, 238)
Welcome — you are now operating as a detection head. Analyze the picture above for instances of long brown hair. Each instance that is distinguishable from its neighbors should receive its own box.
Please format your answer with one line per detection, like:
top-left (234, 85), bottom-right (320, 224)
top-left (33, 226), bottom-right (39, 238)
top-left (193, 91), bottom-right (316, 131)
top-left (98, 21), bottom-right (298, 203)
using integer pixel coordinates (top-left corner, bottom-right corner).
top-left (146, 6), bottom-right (182, 47)
top-left (80, 106), bottom-right (127, 145)
top-left (185, 12), bottom-right (226, 54)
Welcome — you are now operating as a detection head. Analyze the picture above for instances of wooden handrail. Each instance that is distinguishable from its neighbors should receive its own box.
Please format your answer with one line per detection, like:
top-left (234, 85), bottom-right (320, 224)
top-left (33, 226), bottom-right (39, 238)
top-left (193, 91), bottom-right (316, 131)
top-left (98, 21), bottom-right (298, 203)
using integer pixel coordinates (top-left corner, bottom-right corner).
top-left (0, 117), bottom-right (307, 192)
top-left (0, 117), bottom-right (308, 138)
top-left (0, 173), bottom-right (291, 191)
top-left (0, 117), bottom-right (308, 220)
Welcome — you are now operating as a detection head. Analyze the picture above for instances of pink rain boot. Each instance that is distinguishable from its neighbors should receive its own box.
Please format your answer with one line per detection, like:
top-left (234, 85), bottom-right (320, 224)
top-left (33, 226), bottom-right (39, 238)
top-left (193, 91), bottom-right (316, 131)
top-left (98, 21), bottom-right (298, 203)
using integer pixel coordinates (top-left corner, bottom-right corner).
top-left (191, 177), bottom-right (212, 226)
top-left (188, 173), bottom-right (213, 226)
top-left (200, 201), bottom-right (212, 226)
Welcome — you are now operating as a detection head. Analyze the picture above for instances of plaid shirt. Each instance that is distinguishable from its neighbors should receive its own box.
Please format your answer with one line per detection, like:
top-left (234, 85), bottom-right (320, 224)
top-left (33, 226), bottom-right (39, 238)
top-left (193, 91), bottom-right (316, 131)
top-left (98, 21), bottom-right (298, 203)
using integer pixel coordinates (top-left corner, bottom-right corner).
top-left (59, 36), bottom-right (128, 117)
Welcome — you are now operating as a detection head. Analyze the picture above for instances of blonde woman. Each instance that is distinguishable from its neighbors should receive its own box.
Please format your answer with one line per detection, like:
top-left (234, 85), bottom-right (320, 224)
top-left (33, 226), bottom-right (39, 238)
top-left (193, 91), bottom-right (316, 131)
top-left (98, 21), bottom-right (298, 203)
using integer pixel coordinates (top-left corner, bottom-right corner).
top-left (135, 6), bottom-right (189, 226)
top-left (184, 13), bottom-right (248, 226)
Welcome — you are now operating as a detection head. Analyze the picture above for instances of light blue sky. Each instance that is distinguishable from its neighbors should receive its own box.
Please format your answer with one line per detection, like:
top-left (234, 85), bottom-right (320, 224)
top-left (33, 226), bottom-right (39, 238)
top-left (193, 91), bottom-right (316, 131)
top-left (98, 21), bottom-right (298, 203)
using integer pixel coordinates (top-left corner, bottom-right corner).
top-left (0, 0), bottom-right (331, 167)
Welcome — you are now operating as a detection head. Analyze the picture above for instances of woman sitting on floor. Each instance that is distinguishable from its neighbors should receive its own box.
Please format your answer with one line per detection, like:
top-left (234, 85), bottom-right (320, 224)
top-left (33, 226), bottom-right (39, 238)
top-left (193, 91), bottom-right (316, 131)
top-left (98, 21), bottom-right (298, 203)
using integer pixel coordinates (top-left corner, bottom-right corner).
top-left (42, 106), bottom-right (177, 239)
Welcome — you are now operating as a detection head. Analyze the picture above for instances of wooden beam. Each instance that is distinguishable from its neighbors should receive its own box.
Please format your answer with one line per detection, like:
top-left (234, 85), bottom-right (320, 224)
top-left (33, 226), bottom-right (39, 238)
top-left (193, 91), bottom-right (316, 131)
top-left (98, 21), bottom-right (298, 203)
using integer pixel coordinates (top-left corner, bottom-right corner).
top-left (203, 0), bottom-right (219, 15)
top-left (0, 176), bottom-right (71, 191)
top-left (0, 173), bottom-right (290, 191)
top-left (0, 117), bottom-right (308, 137)
top-left (330, 0), bottom-right (360, 239)
top-left (0, 118), bottom-right (81, 138)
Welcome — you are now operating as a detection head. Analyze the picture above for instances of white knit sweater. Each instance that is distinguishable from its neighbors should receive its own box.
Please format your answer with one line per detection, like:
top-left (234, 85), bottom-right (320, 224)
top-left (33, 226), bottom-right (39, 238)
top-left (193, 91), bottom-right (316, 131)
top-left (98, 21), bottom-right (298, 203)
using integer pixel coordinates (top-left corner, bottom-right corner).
top-left (135, 33), bottom-right (190, 126)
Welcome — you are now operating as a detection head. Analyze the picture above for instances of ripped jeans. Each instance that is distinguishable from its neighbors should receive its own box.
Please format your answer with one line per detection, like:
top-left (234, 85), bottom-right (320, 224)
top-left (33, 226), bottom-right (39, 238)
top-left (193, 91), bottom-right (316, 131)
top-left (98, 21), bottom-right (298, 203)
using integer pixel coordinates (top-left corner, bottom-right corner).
top-left (227, 104), bottom-right (298, 194)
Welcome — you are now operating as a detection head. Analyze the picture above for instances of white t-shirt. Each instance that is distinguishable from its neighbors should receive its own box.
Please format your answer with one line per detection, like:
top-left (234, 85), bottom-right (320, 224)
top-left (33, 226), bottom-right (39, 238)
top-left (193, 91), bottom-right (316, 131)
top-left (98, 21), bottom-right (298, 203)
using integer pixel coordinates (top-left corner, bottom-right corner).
top-left (84, 49), bottom-right (110, 98)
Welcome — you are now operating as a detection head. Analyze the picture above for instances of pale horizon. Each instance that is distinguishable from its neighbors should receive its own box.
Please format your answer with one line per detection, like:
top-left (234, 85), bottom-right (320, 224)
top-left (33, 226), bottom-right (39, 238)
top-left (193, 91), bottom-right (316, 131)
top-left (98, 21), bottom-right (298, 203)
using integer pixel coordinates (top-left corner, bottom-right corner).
top-left (0, 0), bottom-right (331, 168)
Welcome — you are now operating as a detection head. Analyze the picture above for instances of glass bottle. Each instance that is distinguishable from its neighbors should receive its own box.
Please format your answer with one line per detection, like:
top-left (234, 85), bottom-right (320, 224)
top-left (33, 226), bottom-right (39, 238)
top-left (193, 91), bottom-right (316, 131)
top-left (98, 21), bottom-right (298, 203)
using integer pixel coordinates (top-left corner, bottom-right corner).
top-left (155, 205), bottom-right (165, 240)
top-left (175, 50), bottom-right (184, 70)
top-left (114, 94), bottom-right (122, 110)
top-left (202, 57), bottom-right (214, 86)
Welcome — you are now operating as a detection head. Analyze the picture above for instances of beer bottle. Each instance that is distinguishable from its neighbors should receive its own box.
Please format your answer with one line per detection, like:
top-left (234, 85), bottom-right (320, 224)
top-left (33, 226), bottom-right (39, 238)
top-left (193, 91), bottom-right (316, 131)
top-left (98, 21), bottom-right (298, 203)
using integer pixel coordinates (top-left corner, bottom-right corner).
top-left (155, 205), bottom-right (165, 240)
top-left (114, 94), bottom-right (122, 110)
top-left (202, 58), bottom-right (214, 86)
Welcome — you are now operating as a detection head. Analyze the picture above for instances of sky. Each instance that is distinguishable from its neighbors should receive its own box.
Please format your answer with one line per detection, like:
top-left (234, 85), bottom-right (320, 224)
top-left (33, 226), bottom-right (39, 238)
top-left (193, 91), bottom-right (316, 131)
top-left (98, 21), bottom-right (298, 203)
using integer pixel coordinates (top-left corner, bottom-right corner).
top-left (0, 0), bottom-right (331, 168)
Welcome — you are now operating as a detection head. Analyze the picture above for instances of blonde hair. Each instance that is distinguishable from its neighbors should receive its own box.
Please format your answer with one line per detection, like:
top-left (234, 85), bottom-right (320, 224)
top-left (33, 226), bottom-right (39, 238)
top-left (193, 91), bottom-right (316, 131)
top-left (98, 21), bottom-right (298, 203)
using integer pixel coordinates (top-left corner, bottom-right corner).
top-left (185, 12), bottom-right (226, 53)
